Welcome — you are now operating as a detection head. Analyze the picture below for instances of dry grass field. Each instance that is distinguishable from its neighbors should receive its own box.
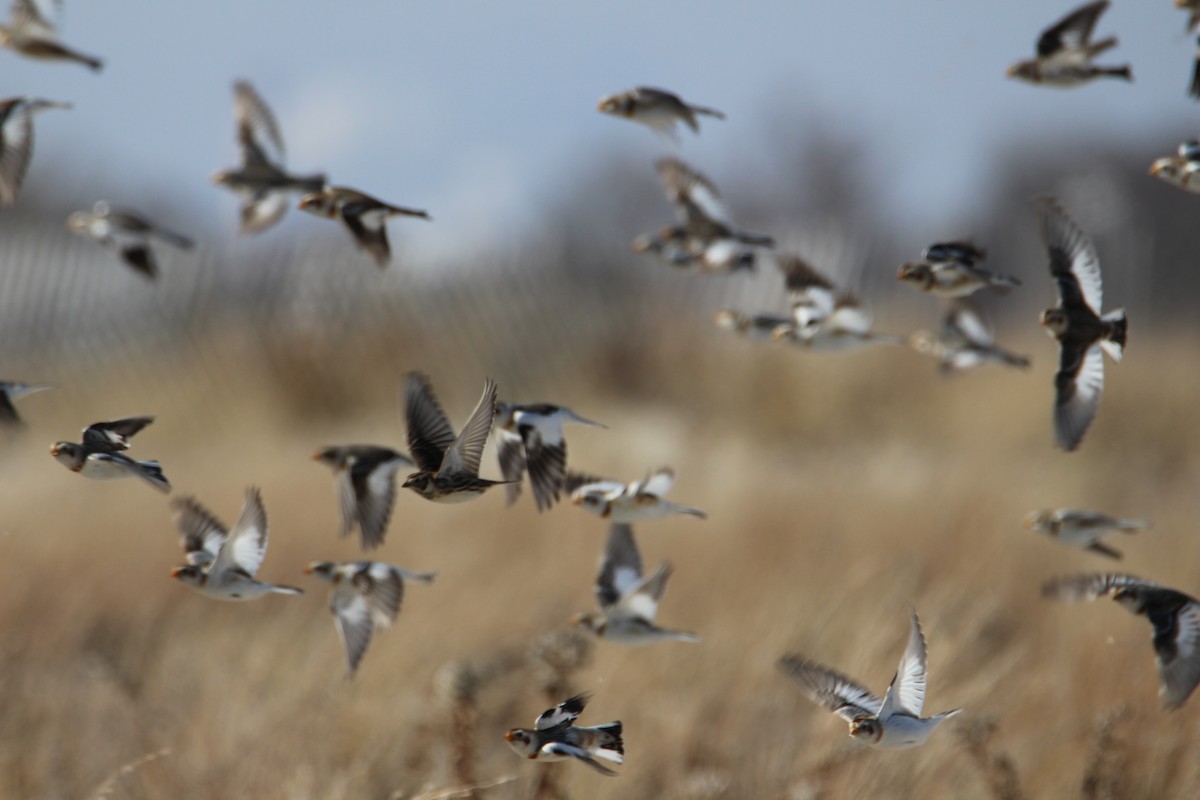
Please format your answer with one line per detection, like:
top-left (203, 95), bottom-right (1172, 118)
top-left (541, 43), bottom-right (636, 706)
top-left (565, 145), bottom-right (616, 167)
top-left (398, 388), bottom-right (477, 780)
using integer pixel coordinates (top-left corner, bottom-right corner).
top-left (2, 301), bottom-right (1199, 800)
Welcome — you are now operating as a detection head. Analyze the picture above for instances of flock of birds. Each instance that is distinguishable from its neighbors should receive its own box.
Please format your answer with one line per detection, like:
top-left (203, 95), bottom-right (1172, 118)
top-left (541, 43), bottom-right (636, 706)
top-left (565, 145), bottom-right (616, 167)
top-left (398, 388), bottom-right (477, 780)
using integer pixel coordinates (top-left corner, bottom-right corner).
top-left (1, 0), bottom-right (1199, 781)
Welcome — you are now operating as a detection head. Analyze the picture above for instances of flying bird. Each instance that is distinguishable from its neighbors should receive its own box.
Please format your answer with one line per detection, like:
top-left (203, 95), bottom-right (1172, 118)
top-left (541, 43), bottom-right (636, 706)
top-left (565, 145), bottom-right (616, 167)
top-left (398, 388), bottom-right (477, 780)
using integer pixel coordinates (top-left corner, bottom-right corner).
top-left (298, 186), bottom-right (430, 268)
top-left (1025, 509), bottom-right (1149, 560)
top-left (779, 610), bottom-right (964, 749)
top-left (567, 467), bottom-right (706, 522)
top-left (908, 300), bottom-right (1031, 374)
top-left (0, 381), bottom-right (51, 427)
top-left (712, 309), bottom-right (794, 342)
top-left (67, 201), bottom-right (194, 280)
top-left (0, 96), bottom-right (69, 206)
top-left (504, 693), bottom-right (624, 776)
top-left (1042, 574), bottom-right (1200, 709)
top-left (495, 402), bottom-right (605, 512)
top-left (896, 241), bottom-right (1020, 298)
top-left (0, 0), bottom-right (102, 70)
top-left (50, 416), bottom-right (170, 492)
top-left (212, 80), bottom-right (327, 234)
top-left (1033, 197), bottom-right (1127, 452)
top-left (169, 488), bottom-right (304, 601)
top-left (304, 560), bottom-right (436, 675)
top-left (597, 86), bottom-right (724, 138)
top-left (571, 523), bottom-right (700, 645)
top-left (1149, 137), bottom-right (1200, 193)
top-left (312, 445), bottom-right (414, 550)
top-left (771, 254), bottom-right (901, 351)
top-left (1007, 1), bottom-right (1131, 86)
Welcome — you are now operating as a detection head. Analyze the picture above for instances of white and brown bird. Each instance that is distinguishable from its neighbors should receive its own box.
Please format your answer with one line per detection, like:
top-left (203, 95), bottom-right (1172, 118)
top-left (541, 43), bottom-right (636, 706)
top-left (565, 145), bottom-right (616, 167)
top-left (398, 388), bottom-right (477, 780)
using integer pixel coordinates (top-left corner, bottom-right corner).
top-left (1007, 1), bottom-right (1131, 87)
top-left (1149, 137), bottom-right (1200, 193)
top-left (572, 523), bottom-right (699, 645)
top-left (568, 467), bottom-right (706, 523)
top-left (504, 694), bottom-right (624, 776)
top-left (169, 488), bottom-right (303, 602)
top-left (0, 96), bottom-right (69, 206)
top-left (1025, 509), bottom-right (1149, 560)
top-left (50, 416), bottom-right (170, 492)
top-left (212, 80), bottom-right (327, 234)
top-left (897, 241), bottom-right (1020, 298)
top-left (67, 201), bottom-right (194, 280)
top-left (0, 0), bottom-right (102, 70)
top-left (1042, 574), bottom-right (1200, 709)
top-left (1033, 197), bottom-right (1127, 452)
top-left (908, 300), bottom-right (1031, 375)
top-left (712, 309), bottom-right (794, 342)
top-left (312, 445), bottom-right (414, 550)
top-left (304, 560), bottom-right (436, 675)
top-left (779, 611), bottom-right (963, 749)
top-left (771, 254), bottom-right (901, 351)
top-left (0, 380), bottom-right (51, 427)
top-left (597, 86), bottom-right (724, 138)
top-left (298, 186), bottom-right (429, 268)
top-left (495, 402), bottom-right (605, 512)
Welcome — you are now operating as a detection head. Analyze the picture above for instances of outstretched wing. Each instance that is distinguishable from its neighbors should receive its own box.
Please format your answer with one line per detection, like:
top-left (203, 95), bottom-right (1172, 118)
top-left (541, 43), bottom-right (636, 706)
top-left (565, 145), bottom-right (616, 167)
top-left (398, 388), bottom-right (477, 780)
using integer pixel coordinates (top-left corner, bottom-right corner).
top-left (404, 372), bottom-right (457, 472)
top-left (879, 611), bottom-right (928, 718)
top-left (778, 656), bottom-right (883, 722)
top-left (439, 377), bottom-right (498, 477)
top-left (595, 523), bottom-right (643, 611)
top-left (1037, 1), bottom-right (1109, 57)
top-left (1034, 196), bottom-right (1102, 313)
top-left (210, 487), bottom-right (269, 578)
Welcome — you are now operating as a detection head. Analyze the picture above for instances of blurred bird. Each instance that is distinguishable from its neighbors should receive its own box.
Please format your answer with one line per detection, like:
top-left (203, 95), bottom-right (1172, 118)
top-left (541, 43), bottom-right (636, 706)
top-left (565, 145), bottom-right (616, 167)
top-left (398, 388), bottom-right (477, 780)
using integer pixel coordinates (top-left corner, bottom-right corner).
top-left (1033, 197), bottom-right (1126, 452)
top-left (1025, 509), bottom-right (1149, 559)
top-left (908, 300), bottom-right (1031, 374)
top-left (50, 416), bottom-right (170, 492)
top-left (712, 309), bottom-right (793, 341)
top-left (67, 201), bottom-right (194, 280)
top-left (298, 186), bottom-right (430, 268)
top-left (312, 445), bottom-right (414, 550)
top-left (1177, 0), bottom-right (1200, 98)
top-left (401, 373), bottom-right (511, 502)
top-left (0, 96), bottom-right (69, 206)
top-left (496, 403), bottom-right (605, 512)
top-left (567, 467), bottom-right (706, 522)
top-left (596, 86), bottom-right (724, 138)
top-left (504, 693), bottom-right (624, 776)
top-left (1149, 138), bottom-right (1200, 193)
top-left (572, 523), bottom-right (700, 645)
top-left (0, 0), bottom-right (102, 70)
top-left (896, 241), bottom-right (1020, 298)
top-left (779, 610), bottom-right (964, 749)
top-left (1042, 574), bottom-right (1200, 709)
top-left (305, 560), bottom-right (436, 675)
top-left (169, 488), bottom-right (303, 601)
top-left (772, 254), bottom-right (901, 351)
top-left (0, 380), bottom-right (51, 427)
top-left (1007, 1), bottom-right (1131, 86)
top-left (212, 80), bottom-right (327, 234)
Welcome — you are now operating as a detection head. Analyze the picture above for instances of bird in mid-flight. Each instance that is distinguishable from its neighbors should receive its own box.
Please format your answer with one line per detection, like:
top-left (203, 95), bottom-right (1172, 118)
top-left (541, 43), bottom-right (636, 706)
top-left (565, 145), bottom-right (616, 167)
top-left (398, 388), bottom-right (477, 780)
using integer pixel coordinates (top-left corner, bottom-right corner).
top-left (597, 86), bottom-right (724, 139)
top-left (50, 416), bottom-right (170, 492)
top-left (504, 694), bottom-right (624, 776)
top-left (0, 0), bottom-right (102, 71)
top-left (67, 202), bottom-right (194, 281)
top-left (1007, 1), bottom-right (1131, 87)
top-left (298, 186), bottom-right (430, 268)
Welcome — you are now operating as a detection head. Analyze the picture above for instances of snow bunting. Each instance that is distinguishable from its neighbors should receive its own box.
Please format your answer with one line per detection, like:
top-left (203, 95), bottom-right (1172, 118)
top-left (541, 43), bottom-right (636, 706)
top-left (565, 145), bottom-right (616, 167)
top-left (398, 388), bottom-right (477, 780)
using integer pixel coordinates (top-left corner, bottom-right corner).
top-left (312, 445), bottom-right (414, 550)
top-left (0, 0), bottom-right (102, 71)
top-left (597, 86), bottom-right (724, 138)
top-left (0, 380), bottom-right (51, 427)
top-left (1042, 574), bottom-right (1200, 709)
top-left (712, 309), bottom-right (794, 342)
top-left (0, 96), bottom-right (69, 206)
top-left (1007, 1), bottom-right (1131, 87)
top-left (298, 186), bottom-right (429, 268)
top-left (169, 488), bottom-right (303, 601)
top-left (50, 416), bottom-right (170, 492)
top-left (401, 373), bottom-right (511, 503)
top-left (779, 610), bottom-right (964, 749)
top-left (304, 560), bottom-right (436, 675)
top-left (495, 402), bottom-right (605, 512)
top-left (67, 201), bottom-right (194, 280)
top-left (1149, 138), bottom-right (1200, 193)
top-left (1025, 509), bottom-right (1148, 560)
top-left (908, 300), bottom-right (1030, 374)
top-left (567, 467), bottom-right (706, 522)
top-left (504, 693), bottom-right (624, 776)
top-left (770, 254), bottom-right (902, 351)
top-left (897, 242), bottom-right (1020, 298)
top-left (1033, 197), bottom-right (1126, 452)
top-left (572, 523), bottom-right (699, 645)
top-left (212, 80), bottom-right (327, 234)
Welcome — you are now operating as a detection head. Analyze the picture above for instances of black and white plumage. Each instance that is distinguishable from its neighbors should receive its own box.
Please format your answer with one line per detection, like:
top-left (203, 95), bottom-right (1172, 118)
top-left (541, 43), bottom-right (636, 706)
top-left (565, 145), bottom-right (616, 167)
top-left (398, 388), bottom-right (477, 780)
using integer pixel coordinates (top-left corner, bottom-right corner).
top-left (0, 0), bottom-right (102, 71)
top-left (0, 381), bottom-right (51, 427)
top-left (67, 201), bottom-right (194, 280)
top-left (908, 300), bottom-right (1031, 375)
top-left (897, 241), bottom-right (1020, 298)
top-left (572, 523), bottom-right (699, 645)
top-left (298, 186), bottom-right (430, 268)
top-left (504, 694), bottom-right (624, 776)
top-left (50, 416), bottom-right (170, 492)
top-left (1007, 1), bottom-right (1131, 87)
top-left (1042, 574), bottom-right (1200, 709)
top-left (304, 560), bottom-right (436, 675)
top-left (312, 445), bottom-right (414, 550)
top-left (211, 80), bottom-right (327, 234)
top-left (1033, 197), bottom-right (1127, 452)
top-left (0, 96), bottom-right (69, 206)
top-left (1025, 509), bottom-right (1149, 560)
top-left (1149, 137), bottom-right (1200, 193)
top-left (567, 467), bottom-right (706, 523)
top-left (596, 86), bottom-right (724, 138)
top-left (772, 254), bottom-right (901, 350)
top-left (495, 402), bottom-right (605, 513)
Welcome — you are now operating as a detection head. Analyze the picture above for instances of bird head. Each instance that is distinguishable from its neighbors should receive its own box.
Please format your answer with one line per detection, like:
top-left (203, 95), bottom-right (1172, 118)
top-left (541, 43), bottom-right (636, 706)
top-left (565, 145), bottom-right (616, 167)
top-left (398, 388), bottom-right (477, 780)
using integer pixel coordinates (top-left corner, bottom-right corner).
top-left (1006, 61), bottom-right (1039, 83)
top-left (311, 447), bottom-right (343, 469)
top-left (596, 92), bottom-right (631, 117)
top-left (1111, 586), bottom-right (1146, 614)
top-left (503, 728), bottom-right (537, 757)
top-left (49, 441), bottom-right (82, 468)
top-left (1039, 308), bottom-right (1068, 336)
top-left (571, 490), bottom-right (609, 517)
top-left (570, 612), bottom-right (605, 636)
top-left (297, 191), bottom-right (335, 218)
top-left (849, 717), bottom-right (882, 743)
top-left (712, 309), bottom-right (747, 332)
top-left (1023, 511), bottom-right (1052, 534)
top-left (304, 561), bottom-right (337, 581)
top-left (896, 262), bottom-right (933, 289)
top-left (170, 565), bottom-right (206, 588)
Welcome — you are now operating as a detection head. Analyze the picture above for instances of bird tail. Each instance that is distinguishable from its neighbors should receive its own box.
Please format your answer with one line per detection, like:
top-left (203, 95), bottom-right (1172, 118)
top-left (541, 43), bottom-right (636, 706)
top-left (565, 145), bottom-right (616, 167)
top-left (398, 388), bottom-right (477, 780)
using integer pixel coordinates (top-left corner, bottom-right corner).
top-left (997, 348), bottom-right (1032, 370)
top-left (933, 708), bottom-right (966, 724)
top-left (136, 460), bottom-right (172, 493)
top-left (687, 103), bottom-right (726, 121)
top-left (1085, 37), bottom-right (1118, 59)
top-left (398, 569), bottom-right (438, 585)
top-left (271, 584), bottom-right (305, 596)
top-left (1115, 518), bottom-right (1150, 532)
top-left (672, 503), bottom-right (708, 520)
top-left (291, 173), bottom-right (328, 194)
top-left (589, 722), bottom-right (624, 762)
top-left (1101, 64), bottom-right (1132, 82)
top-left (1100, 309), bottom-right (1127, 361)
top-left (989, 273), bottom-right (1022, 290)
top-left (156, 228), bottom-right (195, 250)
top-left (735, 230), bottom-right (775, 247)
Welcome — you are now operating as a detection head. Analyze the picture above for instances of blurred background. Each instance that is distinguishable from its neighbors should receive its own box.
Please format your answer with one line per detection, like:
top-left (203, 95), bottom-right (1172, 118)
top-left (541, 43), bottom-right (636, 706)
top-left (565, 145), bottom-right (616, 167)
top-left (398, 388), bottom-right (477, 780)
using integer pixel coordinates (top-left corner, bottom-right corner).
top-left (2, 1), bottom-right (1200, 798)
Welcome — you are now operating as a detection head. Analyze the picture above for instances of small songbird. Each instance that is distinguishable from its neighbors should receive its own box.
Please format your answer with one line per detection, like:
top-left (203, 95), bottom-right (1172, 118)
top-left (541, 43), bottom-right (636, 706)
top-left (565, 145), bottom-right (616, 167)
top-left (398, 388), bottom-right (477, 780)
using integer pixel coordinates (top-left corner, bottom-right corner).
top-left (896, 241), bottom-right (1020, 298)
top-left (596, 86), bottom-right (724, 138)
top-left (401, 372), bottom-right (511, 503)
top-left (304, 560), bottom-right (436, 675)
top-left (298, 186), bottom-right (430, 268)
top-left (212, 80), bottom-right (327, 234)
top-left (504, 694), bottom-right (624, 776)
top-left (567, 467), bottom-right (706, 522)
top-left (908, 300), bottom-right (1031, 375)
top-left (712, 309), bottom-right (794, 342)
top-left (1025, 508), bottom-right (1149, 560)
top-left (771, 254), bottom-right (901, 351)
top-left (66, 201), bottom-right (194, 280)
top-left (779, 611), bottom-right (964, 749)
top-left (312, 445), bottom-right (414, 550)
top-left (495, 402), bottom-right (605, 512)
top-left (0, 0), bottom-right (102, 71)
top-left (0, 380), bottom-right (51, 427)
top-left (1007, 1), bottom-right (1131, 87)
top-left (1033, 197), bottom-right (1127, 452)
top-left (0, 96), bottom-right (69, 206)
top-left (571, 523), bottom-right (700, 645)
top-left (50, 416), bottom-right (170, 492)
top-left (1149, 138), bottom-right (1200, 193)
top-left (169, 488), bottom-right (304, 601)
top-left (1042, 573), bottom-right (1200, 709)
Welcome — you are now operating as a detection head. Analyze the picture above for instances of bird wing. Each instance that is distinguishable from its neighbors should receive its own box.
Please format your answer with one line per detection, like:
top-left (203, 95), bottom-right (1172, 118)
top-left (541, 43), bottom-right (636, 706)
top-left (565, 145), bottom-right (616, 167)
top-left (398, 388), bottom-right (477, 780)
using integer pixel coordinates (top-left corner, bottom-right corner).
top-left (540, 742), bottom-right (617, 776)
top-left (81, 415), bottom-right (155, 452)
top-left (779, 253), bottom-right (838, 327)
top-left (1034, 196), bottom-right (1102, 313)
top-left (520, 422), bottom-right (567, 512)
top-left (636, 466), bottom-right (676, 498)
top-left (1040, 572), bottom-right (1159, 602)
top-left (535, 693), bottom-right (589, 730)
top-left (1037, 0), bottom-right (1109, 57)
top-left (0, 100), bottom-right (32, 207)
top-left (233, 80), bottom-right (286, 166)
top-left (1054, 342), bottom-right (1104, 452)
top-left (171, 496), bottom-right (228, 566)
top-left (403, 372), bottom-right (458, 472)
top-left (613, 562), bottom-right (672, 624)
top-left (946, 300), bottom-right (993, 347)
top-left (655, 157), bottom-right (730, 226)
top-left (330, 580), bottom-right (374, 674)
top-left (778, 656), bottom-right (883, 722)
top-left (210, 487), bottom-right (269, 579)
top-left (351, 562), bottom-right (405, 628)
top-left (439, 377), bottom-right (498, 477)
top-left (349, 454), bottom-right (405, 549)
top-left (10, 0), bottom-right (58, 37)
top-left (1157, 601), bottom-right (1200, 710)
top-left (879, 611), bottom-right (928, 718)
top-left (596, 523), bottom-right (643, 611)
top-left (496, 426), bottom-right (526, 506)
